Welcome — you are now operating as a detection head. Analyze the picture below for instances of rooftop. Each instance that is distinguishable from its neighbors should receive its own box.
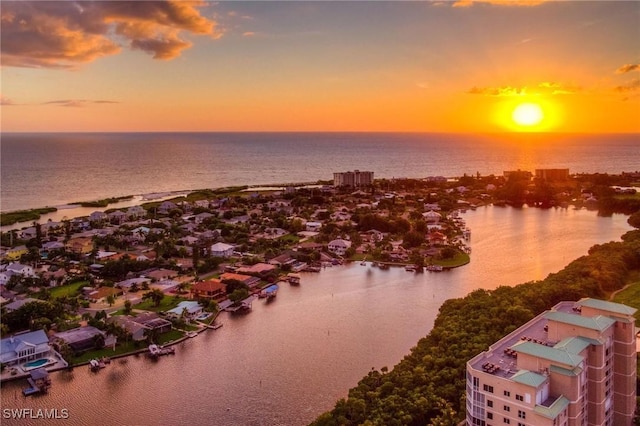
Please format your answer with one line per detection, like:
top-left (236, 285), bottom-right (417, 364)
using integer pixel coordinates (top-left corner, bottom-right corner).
top-left (577, 297), bottom-right (637, 316)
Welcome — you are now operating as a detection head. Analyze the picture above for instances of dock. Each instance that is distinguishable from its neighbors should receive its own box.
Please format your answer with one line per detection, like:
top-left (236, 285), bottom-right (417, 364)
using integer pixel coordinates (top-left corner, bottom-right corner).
top-left (22, 368), bottom-right (51, 396)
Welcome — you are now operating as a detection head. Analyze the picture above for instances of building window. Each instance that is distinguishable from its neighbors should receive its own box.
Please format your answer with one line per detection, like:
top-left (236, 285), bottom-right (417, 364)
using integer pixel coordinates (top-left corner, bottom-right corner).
top-left (504, 405), bottom-right (510, 412)
top-left (488, 413), bottom-right (493, 420)
top-left (504, 391), bottom-right (511, 397)
top-left (504, 419), bottom-right (510, 424)
top-left (516, 394), bottom-right (524, 402)
top-left (518, 410), bottom-right (526, 419)
top-left (488, 400), bottom-right (494, 408)
top-left (484, 384), bottom-right (494, 393)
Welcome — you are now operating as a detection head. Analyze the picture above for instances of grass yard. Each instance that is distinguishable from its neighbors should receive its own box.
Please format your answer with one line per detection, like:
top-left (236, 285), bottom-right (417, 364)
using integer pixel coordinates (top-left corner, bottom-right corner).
top-left (50, 281), bottom-right (89, 299)
top-left (430, 251), bottom-right (470, 268)
top-left (612, 278), bottom-right (640, 325)
top-left (133, 295), bottom-right (185, 312)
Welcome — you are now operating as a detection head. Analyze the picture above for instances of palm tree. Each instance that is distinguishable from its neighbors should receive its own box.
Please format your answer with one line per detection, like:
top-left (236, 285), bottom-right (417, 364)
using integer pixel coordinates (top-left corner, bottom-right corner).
top-left (142, 289), bottom-right (165, 307)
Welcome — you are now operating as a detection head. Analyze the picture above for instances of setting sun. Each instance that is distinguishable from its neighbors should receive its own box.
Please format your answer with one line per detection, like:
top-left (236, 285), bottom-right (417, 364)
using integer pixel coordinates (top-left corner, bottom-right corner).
top-left (512, 103), bottom-right (544, 127)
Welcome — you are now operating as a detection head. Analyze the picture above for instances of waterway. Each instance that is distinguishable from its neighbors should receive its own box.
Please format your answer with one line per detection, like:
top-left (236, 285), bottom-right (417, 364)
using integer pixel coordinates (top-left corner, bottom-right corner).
top-left (0, 206), bottom-right (632, 425)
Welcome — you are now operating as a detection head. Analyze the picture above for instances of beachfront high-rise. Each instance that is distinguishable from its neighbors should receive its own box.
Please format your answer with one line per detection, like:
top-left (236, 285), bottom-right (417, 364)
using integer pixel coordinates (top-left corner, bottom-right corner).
top-left (466, 298), bottom-right (636, 426)
top-left (333, 170), bottom-right (374, 188)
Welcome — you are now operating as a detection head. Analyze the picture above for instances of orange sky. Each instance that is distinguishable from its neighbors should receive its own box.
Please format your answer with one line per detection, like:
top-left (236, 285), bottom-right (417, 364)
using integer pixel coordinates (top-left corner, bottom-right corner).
top-left (1, 1), bottom-right (639, 133)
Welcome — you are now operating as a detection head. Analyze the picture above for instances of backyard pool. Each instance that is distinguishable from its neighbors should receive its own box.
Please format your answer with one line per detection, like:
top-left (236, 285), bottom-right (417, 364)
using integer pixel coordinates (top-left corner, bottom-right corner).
top-left (23, 358), bottom-right (54, 371)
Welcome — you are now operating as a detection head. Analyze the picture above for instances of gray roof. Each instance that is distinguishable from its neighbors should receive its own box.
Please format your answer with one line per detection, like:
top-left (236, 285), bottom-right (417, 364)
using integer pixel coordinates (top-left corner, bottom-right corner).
top-left (53, 326), bottom-right (104, 344)
top-left (545, 311), bottom-right (616, 332)
top-left (0, 330), bottom-right (49, 360)
top-left (553, 336), bottom-right (601, 354)
top-left (577, 298), bottom-right (637, 316)
top-left (512, 341), bottom-right (584, 367)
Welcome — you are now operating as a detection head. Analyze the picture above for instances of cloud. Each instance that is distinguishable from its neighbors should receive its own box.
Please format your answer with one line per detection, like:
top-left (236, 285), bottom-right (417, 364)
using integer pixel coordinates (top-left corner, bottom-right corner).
top-left (452, 0), bottom-right (549, 7)
top-left (44, 99), bottom-right (120, 107)
top-left (616, 64), bottom-right (640, 74)
top-left (467, 86), bottom-right (527, 96)
top-left (614, 78), bottom-right (640, 93)
top-left (0, 1), bottom-right (219, 69)
top-left (1, 95), bottom-right (16, 105)
top-left (538, 81), bottom-right (582, 95)
top-left (242, 32), bottom-right (256, 37)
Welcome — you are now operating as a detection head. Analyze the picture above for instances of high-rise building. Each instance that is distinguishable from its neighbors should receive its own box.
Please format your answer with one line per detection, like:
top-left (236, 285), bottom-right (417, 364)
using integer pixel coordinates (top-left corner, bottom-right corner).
top-left (466, 298), bottom-right (636, 426)
top-left (333, 170), bottom-right (374, 187)
top-left (535, 169), bottom-right (570, 182)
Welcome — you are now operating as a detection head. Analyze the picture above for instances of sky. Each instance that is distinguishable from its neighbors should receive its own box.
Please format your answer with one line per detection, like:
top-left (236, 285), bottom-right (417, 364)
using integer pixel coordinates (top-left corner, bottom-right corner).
top-left (1, 0), bottom-right (639, 133)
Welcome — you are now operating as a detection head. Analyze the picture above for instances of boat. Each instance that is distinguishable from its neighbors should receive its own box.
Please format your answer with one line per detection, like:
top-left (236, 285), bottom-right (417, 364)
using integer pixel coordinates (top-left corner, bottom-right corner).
top-left (286, 273), bottom-right (301, 285)
top-left (405, 265), bottom-right (416, 272)
top-left (304, 265), bottom-right (321, 272)
top-left (89, 359), bottom-right (106, 371)
top-left (426, 265), bottom-right (444, 272)
top-left (211, 323), bottom-right (223, 330)
top-left (378, 263), bottom-right (390, 270)
top-left (260, 283), bottom-right (279, 299)
top-left (186, 331), bottom-right (198, 338)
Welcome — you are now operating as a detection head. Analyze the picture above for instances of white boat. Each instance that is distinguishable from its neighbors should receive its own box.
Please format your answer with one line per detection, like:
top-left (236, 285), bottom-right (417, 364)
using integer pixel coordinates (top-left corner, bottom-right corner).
top-left (287, 273), bottom-right (301, 285)
top-left (186, 331), bottom-right (198, 338)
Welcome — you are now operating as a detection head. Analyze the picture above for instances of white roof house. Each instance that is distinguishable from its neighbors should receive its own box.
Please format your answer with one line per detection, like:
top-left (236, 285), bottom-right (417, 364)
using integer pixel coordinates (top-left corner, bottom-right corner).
top-left (327, 239), bottom-right (352, 256)
top-left (210, 242), bottom-right (234, 258)
top-left (422, 210), bottom-right (442, 223)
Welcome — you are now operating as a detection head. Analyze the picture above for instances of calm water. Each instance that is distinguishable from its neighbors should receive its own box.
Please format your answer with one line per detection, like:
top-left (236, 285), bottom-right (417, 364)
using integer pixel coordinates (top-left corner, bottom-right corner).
top-left (1, 132), bottom-right (638, 212)
top-left (0, 206), bottom-right (632, 425)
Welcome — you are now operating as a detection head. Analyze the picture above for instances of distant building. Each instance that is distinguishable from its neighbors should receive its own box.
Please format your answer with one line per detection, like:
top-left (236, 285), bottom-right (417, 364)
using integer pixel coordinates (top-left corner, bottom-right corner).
top-left (327, 238), bottom-right (352, 256)
top-left (333, 170), bottom-right (374, 188)
top-left (466, 298), bottom-right (636, 426)
top-left (536, 168), bottom-right (570, 182)
top-left (503, 169), bottom-right (533, 181)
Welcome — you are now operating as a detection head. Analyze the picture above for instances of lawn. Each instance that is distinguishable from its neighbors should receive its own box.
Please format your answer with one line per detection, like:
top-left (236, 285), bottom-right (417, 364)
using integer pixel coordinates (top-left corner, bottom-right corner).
top-left (157, 329), bottom-right (185, 345)
top-left (430, 251), bottom-right (470, 268)
top-left (70, 341), bottom-right (141, 365)
top-left (133, 295), bottom-right (185, 312)
top-left (50, 281), bottom-right (89, 299)
top-left (612, 278), bottom-right (640, 325)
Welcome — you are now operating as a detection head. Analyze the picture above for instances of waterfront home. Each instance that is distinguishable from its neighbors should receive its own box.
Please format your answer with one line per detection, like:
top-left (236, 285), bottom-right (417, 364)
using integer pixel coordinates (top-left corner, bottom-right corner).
top-left (220, 272), bottom-right (261, 288)
top-left (135, 312), bottom-right (172, 334)
top-left (210, 242), bottom-right (234, 258)
top-left (191, 279), bottom-right (226, 300)
top-left (126, 205), bottom-right (146, 219)
top-left (5, 245), bottom-right (28, 261)
top-left (107, 210), bottom-right (127, 224)
top-left (51, 326), bottom-right (114, 353)
top-left (19, 227), bottom-right (37, 240)
top-left (0, 330), bottom-right (52, 366)
top-left (109, 314), bottom-right (171, 341)
top-left (89, 211), bottom-right (107, 223)
top-left (235, 263), bottom-right (277, 276)
top-left (166, 301), bottom-right (203, 319)
top-left (327, 238), bottom-right (352, 256)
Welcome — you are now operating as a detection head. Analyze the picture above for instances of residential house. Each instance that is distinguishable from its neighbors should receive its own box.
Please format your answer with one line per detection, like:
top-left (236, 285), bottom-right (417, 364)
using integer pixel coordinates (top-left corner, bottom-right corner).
top-left (0, 330), bottom-right (52, 366)
top-left (166, 301), bottom-right (203, 319)
top-left (126, 205), bottom-right (146, 219)
top-left (107, 210), bottom-right (127, 224)
top-left (194, 212), bottom-right (215, 224)
top-left (51, 326), bottom-right (114, 353)
top-left (66, 237), bottom-right (94, 254)
top-left (19, 228), bottom-right (37, 240)
top-left (3, 298), bottom-right (44, 313)
top-left (5, 245), bottom-right (28, 261)
top-left (235, 263), bottom-right (277, 276)
top-left (305, 221), bottom-right (322, 232)
top-left (422, 210), bottom-right (442, 223)
top-left (210, 242), bottom-right (234, 258)
top-left (6, 263), bottom-right (35, 277)
top-left (88, 286), bottom-right (124, 303)
top-left (327, 239), bottom-right (352, 256)
top-left (143, 268), bottom-right (177, 281)
top-left (158, 201), bottom-right (177, 215)
top-left (114, 278), bottom-right (150, 291)
top-left (89, 211), bottom-right (107, 223)
top-left (191, 279), bottom-right (226, 300)
top-left (220, 272), bottom-right (261, 288)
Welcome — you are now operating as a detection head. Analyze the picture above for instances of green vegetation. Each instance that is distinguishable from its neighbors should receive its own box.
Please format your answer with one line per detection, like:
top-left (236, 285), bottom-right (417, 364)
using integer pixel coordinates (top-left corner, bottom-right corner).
top-left (70, 341), bottom-right (140, 365)
top-left (76, 195), bottom-right (133, 208)
top-left (50, 281), bottom-right (88, 299)
top-left (611, 275), bottom-right (640, 325)
top-left (157, 329), bottom-right (185, 345)
top-left (312, 229), bottom-right (640, 426)
top-left (133, 295), bottom-right (184, 312)
top-left (0, 207), bottom-right (57, 226)
top-left (430, 250), bottom-right (470, 268)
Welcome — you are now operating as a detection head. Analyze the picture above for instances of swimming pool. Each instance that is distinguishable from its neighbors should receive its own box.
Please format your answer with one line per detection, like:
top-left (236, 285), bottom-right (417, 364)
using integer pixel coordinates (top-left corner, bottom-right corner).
top-left (23, 358), bottom-right (53, 371)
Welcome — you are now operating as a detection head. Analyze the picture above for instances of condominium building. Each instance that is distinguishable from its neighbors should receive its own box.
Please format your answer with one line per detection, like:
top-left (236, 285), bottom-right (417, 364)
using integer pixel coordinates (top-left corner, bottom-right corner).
top-left (333, 170), bottom-right (374, 187)
top-left (466, 298), bottom-right (636, 426)
top-left (535, 169), bottom-right (570, 182)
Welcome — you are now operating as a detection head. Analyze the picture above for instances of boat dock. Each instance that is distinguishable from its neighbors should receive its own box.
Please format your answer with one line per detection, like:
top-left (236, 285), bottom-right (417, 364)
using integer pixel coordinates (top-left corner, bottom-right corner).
top-left (22, 368), bottom-right (51, 396)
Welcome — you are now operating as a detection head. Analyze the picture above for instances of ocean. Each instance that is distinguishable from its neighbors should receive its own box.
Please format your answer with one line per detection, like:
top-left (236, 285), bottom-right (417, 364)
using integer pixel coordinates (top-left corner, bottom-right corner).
top-left (1, 132), bottom-right (638, 212)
